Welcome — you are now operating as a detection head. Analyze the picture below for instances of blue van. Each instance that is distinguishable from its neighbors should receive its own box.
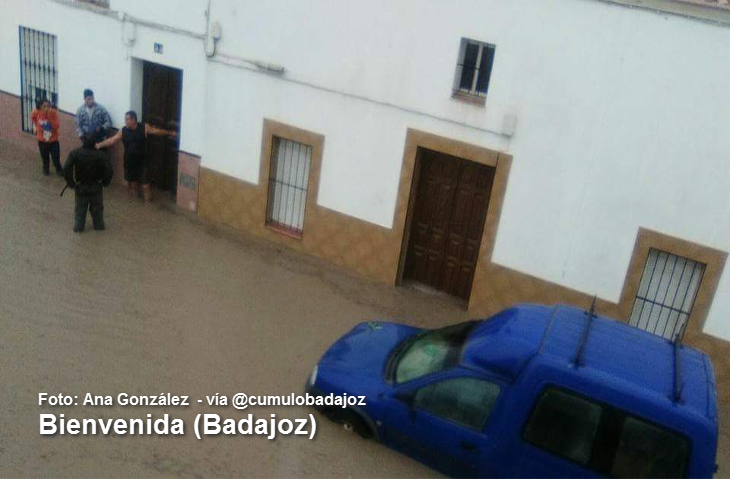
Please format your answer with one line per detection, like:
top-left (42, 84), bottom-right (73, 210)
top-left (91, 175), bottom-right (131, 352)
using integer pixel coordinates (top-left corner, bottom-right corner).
top-left (305, 304), bottom-right (718, 478)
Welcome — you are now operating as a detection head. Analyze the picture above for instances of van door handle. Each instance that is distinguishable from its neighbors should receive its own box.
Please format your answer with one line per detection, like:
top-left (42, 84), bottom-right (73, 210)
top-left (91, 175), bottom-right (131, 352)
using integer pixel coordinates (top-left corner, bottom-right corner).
top-left (460, 441), bottom-right (476, 452)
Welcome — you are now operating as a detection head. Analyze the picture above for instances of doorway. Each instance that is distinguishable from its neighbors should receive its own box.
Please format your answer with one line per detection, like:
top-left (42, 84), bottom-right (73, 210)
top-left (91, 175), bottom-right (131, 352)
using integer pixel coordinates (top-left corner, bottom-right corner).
top-left (142, 61), bottom-right (182, 195)
top-left (402, 148), bottom-right (495, 300)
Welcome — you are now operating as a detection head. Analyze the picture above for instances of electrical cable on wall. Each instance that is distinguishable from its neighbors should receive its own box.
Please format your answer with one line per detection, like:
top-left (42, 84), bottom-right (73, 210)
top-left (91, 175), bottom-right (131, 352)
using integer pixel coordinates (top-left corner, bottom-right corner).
top-left (51, 0), bottom-right (513, 139)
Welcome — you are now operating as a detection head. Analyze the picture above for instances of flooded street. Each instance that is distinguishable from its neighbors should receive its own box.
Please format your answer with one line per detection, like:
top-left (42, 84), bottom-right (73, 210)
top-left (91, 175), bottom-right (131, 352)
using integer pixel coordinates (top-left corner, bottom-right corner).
top-left (0, 139), bottom-right (462, 477)
top-left (2, 138), bottom-right (728, 477)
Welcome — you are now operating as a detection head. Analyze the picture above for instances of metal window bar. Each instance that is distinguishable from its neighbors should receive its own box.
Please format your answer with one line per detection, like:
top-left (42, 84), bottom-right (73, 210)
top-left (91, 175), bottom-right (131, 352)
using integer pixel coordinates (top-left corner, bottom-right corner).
top-left (266, 137), bottom-right (312, 236)
top-left (454, 39), bottom-right (495, 98)
top-left (629, 248), bottom-right (705, 341)
top-left (77, 0), bottom-right (110, 7)
top-left (19, 26), bottom-right (58, 134)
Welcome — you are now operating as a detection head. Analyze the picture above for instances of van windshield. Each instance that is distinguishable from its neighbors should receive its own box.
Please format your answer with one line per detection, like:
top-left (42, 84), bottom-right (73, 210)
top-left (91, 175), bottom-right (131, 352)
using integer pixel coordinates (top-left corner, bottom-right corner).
top-left (392, 321), bottom-right (476, 384)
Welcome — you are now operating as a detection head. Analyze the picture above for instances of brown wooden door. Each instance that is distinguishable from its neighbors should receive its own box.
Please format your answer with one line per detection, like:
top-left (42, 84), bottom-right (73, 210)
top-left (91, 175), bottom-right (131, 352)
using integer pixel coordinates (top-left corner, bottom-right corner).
top-left (142, 62), bottom-right (182, 193)
top-left (404, 149), bottom-right (495, 300)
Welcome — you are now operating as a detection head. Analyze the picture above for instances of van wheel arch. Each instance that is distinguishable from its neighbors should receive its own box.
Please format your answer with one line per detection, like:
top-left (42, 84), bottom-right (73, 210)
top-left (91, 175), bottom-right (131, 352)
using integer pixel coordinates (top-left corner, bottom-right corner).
top-left (322, 407), bottom-right (376, 439)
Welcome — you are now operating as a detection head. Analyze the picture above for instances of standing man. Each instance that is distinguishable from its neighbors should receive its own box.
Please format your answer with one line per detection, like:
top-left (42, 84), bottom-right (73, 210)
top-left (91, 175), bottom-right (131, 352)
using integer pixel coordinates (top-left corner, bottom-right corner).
top-left (64, 133), bottom-right (113, 233)
top-left (30, 98), bottom-right (62, 176)
top-left (95, 111), bottom-right (176, 202)
top-left (74, 88), bottom-right (112, 144)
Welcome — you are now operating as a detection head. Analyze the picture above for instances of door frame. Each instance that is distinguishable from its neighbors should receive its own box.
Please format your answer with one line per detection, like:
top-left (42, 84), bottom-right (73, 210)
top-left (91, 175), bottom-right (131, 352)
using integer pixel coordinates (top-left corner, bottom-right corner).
top-left (140, 59), bottom-right (183, 194)
top-left (395, 129), bottom-right (510, 306)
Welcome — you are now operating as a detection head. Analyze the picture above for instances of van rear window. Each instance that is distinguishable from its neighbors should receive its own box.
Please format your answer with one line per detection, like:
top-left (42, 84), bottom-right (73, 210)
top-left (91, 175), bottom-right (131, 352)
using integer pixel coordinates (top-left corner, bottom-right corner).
top-left (611, 417), bottom-right (689, 478)
top-left (523, 387), bottom-right (690, 478)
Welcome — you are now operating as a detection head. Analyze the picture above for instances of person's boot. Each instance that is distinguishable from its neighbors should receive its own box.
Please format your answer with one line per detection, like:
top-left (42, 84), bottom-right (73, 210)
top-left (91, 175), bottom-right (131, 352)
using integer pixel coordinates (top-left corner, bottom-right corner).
top-left (74, 194), bottom-right (88, 233)
top-left (90, 195), bottom-right (105, 230)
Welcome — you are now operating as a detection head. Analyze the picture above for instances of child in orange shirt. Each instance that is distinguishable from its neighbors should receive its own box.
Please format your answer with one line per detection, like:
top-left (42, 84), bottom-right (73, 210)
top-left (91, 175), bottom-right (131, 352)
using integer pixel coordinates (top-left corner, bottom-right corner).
top-left (30, 98), bottom-right (62, 176)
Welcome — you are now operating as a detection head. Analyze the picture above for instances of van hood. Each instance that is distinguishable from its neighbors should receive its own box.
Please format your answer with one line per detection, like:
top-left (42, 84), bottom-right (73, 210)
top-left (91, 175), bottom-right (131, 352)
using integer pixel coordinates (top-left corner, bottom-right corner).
top-left (318, 321), bottom-right (421, 379)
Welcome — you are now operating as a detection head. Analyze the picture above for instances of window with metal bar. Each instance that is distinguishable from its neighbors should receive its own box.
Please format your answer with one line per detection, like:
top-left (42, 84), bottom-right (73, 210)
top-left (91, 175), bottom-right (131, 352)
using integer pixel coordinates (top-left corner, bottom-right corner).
top-left (629, 249), bottom-right (705, 341)
top-left (453, 38), bottom-right (496, 100)
top-left (265, 137), bottom-right (313, 238)
top-left (76, 0), bottom-right (110, 7)
top-left (19, 26), bottom-right (58, 134)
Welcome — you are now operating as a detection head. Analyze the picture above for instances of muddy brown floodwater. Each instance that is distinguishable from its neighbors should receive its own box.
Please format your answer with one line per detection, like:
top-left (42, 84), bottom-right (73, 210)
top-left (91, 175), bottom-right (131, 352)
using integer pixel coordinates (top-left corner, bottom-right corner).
top-left (0, 139), bottom-right (461, 477)
top-left (1, 138), bottom-right (728, 478)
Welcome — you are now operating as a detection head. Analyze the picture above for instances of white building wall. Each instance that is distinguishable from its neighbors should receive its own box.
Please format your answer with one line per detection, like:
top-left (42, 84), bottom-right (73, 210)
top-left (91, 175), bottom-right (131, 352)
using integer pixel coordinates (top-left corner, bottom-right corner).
top-left (205, 0), bottom-right (730, 339)
top-left (0, 1), bottom-right (125, 120)
top-left (109, 0), bottom-right (208, 34)
top-left (203, 62), bottom-right (507, 227)
top-left (1, 0), bottom-right (728, 340)
top-left (0, 0), bottom-right (207, 155)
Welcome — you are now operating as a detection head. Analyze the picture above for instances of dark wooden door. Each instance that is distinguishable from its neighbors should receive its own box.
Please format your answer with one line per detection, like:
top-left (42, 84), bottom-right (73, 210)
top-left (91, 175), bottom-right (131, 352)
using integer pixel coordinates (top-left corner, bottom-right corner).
top-left (404, 149), bottom-right (495, 300)
top-left (142, 62), bottom-right (182, 193)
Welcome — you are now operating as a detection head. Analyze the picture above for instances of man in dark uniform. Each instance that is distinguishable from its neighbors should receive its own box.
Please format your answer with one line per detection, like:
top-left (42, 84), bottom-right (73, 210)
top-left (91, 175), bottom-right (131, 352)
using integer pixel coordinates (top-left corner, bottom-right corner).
top-left (95, 110), bottom-right (176, 202)
top-left (64, 133), bottom-right (114, 232)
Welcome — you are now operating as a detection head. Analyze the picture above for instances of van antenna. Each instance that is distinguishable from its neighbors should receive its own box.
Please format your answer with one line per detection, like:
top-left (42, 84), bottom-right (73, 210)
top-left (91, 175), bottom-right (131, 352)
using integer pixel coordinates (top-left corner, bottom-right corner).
top-left (672, 332), bottom-right (684, 404)
top-left (573, 295), bottom-right (597, 368)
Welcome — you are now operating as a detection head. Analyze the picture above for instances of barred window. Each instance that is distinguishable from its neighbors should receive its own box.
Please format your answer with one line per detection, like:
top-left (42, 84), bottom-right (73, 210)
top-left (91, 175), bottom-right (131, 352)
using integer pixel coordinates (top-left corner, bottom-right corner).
top-left (266, 137), bottom-right (313, 238)
top-left (453, 38), bottom-right (495, 101)
top-left (19, 26), bottom-right (58, 134)
top-left (629, 249), bottom-right (705, 340)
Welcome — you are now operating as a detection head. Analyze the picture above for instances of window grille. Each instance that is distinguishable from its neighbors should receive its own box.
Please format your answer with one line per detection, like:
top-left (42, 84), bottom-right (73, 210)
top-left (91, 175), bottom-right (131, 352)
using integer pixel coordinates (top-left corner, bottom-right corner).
top-left (454, 38), bottom-right (495, 99)
top-left (265, 137), bottom-right (313, 237)
top-left (19, 26), bottom-right (58, 134)
top-left (629, 249), bottom-right (705, 340)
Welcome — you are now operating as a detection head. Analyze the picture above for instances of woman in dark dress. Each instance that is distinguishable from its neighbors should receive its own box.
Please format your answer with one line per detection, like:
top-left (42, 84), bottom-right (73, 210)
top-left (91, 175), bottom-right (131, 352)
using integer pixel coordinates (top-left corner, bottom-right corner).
top-left (95, 111), bottom-right (176, 201)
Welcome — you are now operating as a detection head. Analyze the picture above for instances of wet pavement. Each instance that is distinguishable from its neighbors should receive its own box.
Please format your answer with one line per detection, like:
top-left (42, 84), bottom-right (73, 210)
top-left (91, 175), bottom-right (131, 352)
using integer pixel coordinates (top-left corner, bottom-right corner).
top-left (1, 138), bottom-right (728, 477)
top-left (0, 139), bottom-right (461, 477)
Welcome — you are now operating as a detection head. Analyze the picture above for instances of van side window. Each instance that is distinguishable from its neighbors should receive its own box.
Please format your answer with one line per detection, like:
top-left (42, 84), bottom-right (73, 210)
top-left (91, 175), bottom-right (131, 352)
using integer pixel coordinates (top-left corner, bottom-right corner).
top-left (611, 416), bottom-right (689, 478)
top-left (523, 387), bottom-right (690, 478)
top-left (523, 388), bottom-right (602, 464)
top-left (413, 377), bottom-right (500, 430)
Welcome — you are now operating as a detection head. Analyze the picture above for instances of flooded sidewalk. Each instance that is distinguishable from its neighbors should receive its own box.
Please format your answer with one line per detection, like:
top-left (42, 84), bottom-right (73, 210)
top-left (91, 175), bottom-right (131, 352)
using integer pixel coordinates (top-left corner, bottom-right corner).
top-left (0, 139), bottom-right (462, 477)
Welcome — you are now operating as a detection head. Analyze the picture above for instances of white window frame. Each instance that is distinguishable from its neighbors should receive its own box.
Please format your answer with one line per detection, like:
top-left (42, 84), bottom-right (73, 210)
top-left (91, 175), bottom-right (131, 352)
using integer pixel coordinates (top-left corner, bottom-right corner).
top-left (453, 38), bottom-right (496, 99)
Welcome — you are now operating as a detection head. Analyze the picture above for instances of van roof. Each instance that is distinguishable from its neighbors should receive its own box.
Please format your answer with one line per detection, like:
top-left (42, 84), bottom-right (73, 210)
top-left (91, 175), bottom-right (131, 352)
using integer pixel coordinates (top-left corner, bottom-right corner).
top-left (461, 304), bottom-right (717, 422)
